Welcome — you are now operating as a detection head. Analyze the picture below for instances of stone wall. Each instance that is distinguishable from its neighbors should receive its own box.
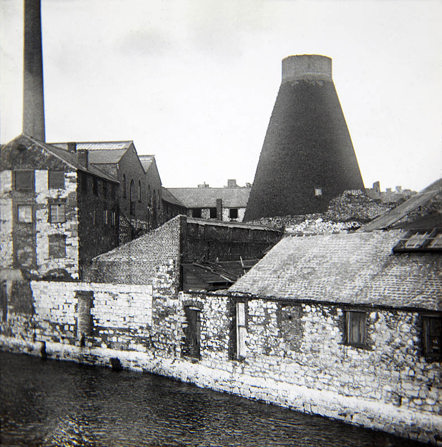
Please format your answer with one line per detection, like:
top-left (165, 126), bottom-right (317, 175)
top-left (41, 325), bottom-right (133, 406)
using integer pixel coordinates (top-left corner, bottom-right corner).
top-left (0, 281), bottom-right (440, 444)
top-left (0, 169), bottom-right (79, 278)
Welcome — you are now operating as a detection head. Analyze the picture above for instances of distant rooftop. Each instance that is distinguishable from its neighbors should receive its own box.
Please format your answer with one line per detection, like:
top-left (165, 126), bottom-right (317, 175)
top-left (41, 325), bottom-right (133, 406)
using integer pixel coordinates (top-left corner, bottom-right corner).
top-left (139, 155), bottom-right (155, 172)
top-left (168, 186), bottom-right (251, 208)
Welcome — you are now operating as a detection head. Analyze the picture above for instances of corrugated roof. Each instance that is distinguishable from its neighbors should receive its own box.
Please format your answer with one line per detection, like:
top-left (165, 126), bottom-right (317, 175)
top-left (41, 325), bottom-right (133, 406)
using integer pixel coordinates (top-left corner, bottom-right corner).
top-left (139, 155), bottom-right (155, 172)
top-left (168, 187), bottom-right (250, 208)
top-left (229, 230), bottom-right (442, 311)
top-left (363, 182), bottom-right (441, 231)
top-left (162, 187), bottom-right (186, 207)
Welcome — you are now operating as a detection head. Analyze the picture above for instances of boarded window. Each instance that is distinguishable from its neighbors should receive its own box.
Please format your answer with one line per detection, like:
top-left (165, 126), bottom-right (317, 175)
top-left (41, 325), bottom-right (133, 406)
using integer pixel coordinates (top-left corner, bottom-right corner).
top-left (209, 207), bottom-right (217, 218)
top-left (345, 311), bottom-right (367, 347)
top-left (14, 171), bottom-right (34, 192)
top-left (229, 208), bottom-right (238, 219)
top-left (17, 205), bottom-right (33, 223)
top-left (48, 171), bottom-right (65, 189)
top-left (236, 302), bottom-right (247, 359)
top-left (423, 316), bottom-right (442, 362)
top-left (393, 229), bottom-right (441, 253)
top-left (49, 234), bottom-right (66, 258)
top-left (192, 208), bottom-right (202, 218)
top-left (49, 203), bottom-right (66, 223)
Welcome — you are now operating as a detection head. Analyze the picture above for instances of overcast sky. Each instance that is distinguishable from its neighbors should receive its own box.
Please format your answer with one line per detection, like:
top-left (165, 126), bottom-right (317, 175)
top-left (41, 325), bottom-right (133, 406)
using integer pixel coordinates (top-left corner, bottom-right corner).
top-left (1, 0), bottom-right (441, 191)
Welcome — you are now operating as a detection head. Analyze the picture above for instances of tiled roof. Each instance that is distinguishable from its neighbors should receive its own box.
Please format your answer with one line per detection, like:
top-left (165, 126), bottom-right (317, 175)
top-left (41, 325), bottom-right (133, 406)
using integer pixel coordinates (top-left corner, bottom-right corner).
top-left (168, 187), bottom-right (250, 208)
top-left (229, 230), bottom-right (442, 311)
top-left (162, 187), bottom-right (186, 207)
top-left (1, 135), bottom-right (118, 183)
top-left (139, 155), bottom-right (155, 172)
top-left (363, 180), bottom-right (441, 231)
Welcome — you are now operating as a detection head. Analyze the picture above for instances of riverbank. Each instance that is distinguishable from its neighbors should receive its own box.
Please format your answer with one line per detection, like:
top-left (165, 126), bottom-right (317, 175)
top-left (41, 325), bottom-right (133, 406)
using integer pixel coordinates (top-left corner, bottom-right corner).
top-left (2, 335), bottom-right (440, 445)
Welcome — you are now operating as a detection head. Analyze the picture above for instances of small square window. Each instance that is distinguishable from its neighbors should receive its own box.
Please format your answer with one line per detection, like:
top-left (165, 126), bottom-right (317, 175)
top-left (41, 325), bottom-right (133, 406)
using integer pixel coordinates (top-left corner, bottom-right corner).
top-left (17, 205), bottom-right (33, 223)
top-left (14, 171), bottom-right (34, 192)
top-left (210, 208), bottom-right (217, 218)
top-left (345, 311), bottom-right (367, 347)
top-left (49, 203), bottom-right (66, 223)
top-left (422, 316), bottom-right (441, 362)
top-left (229, 208), bottom-right (238, 219)
top-left (49, 234), bottom-right (66, 258)
top-left (48, 171), bottom-right (65, 189)
top-left (314, 187), bottom-right (323, 197)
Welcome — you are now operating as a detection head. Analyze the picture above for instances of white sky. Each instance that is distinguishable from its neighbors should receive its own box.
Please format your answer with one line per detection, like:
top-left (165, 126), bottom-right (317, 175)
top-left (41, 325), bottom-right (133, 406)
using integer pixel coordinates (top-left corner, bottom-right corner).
top-left (1, 0), bottom-right (441, 191)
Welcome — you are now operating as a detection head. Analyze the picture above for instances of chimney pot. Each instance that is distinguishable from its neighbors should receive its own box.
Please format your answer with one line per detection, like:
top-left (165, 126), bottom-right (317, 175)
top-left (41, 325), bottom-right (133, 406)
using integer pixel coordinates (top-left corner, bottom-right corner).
top-left (78, 150), bottom-right (89, 168)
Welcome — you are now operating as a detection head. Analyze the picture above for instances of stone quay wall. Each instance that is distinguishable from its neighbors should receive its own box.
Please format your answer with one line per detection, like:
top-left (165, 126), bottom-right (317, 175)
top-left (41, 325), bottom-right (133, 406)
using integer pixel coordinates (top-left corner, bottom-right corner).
top-left (0, 283), bottom-right (441, 445)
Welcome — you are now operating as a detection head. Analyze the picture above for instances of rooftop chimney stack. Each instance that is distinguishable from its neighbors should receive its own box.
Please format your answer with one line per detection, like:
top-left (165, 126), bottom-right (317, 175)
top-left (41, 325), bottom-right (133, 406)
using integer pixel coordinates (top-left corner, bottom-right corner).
top-left (23, 0), bottom-right (45, 141)
top-left (244, 54), bottom-right (364, 221)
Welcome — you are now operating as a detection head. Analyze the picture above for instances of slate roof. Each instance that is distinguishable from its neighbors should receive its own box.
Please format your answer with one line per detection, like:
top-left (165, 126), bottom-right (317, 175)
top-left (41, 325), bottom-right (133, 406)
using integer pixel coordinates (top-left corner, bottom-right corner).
top-left (139, 155), bottom-right (155, 172)
top-left (1, 134), bottom-right (118, 183)
top-left (363, 179), bottom-right (441, 231)
top-left (162, 187), bottom-right (186, 207)
top-left (168, 187), bottom-right (250, 208)
top-left (229, 230), bottom-right (442, 311)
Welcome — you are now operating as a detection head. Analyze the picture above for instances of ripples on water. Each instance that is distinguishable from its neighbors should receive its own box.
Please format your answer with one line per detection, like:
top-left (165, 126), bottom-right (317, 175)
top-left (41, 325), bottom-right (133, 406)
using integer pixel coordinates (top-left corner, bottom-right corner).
top-left (0, 352), bottom-right (424, 447)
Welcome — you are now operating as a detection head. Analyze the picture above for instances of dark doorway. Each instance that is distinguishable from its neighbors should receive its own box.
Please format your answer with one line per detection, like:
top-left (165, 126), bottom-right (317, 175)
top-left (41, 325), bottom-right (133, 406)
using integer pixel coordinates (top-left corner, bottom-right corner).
top-left (182, 306), bottom-right (201, 359)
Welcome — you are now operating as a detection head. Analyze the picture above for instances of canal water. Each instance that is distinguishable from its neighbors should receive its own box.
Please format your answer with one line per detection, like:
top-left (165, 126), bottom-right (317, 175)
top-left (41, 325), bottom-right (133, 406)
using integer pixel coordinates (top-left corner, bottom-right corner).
top-left (0, 352), bottom-right (423, 447)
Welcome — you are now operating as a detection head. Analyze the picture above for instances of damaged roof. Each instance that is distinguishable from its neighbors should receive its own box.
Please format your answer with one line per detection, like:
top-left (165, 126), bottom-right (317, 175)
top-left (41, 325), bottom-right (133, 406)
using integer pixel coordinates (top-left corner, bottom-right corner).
top-left (229, 230), bottom-right (442, 311)
top-left (1, 134), bottom-right (118, 183)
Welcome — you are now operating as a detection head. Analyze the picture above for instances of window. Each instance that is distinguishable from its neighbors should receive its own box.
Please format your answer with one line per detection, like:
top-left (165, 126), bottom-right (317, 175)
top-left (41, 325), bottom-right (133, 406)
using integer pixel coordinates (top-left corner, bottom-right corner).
top-left (81, 173), bottom-right (88, 193)
top-left (229, 208), bottom-right (238, 219)
top-left (236, 302), bottom-right (247, 359)
top-left (192, 208), bottom-right (202, 218)
top-left (111, 184), bottom-right (116, 200)
top-left (49, 234), bottom-right (66, 258)
top-left (130, 180), bottom-right (135, 216)
top-left (422, 316), bottom-right (441, 361)
top-left (138, 180), bottom-right (142, 202)
top-left (49, 203), bottom-right (66, 223)
top-left (14, 170), bottom-right (34, 192)
top-left (314, 187), bottom-right (323, 197)
top-left (345, 311), bottom-right (367, 347)
top-left (111, 211), bottom-right (117, 227)
top-left (122, 174), bottom-right (127, 198)
top-left (48, 171), bottom-right (65, 189)
top-left (210, 207), bottom-right (217, 219)
top-left (93, 177), bottom-right (98, 195)
top-left (102, 181), bottom-right (108, 199)
top-left (104, 209), bottom-right (109, 225)
top-left (393, 229), bottom-right (442, 253)
top-left (17, 205), bottom-right (33, 223)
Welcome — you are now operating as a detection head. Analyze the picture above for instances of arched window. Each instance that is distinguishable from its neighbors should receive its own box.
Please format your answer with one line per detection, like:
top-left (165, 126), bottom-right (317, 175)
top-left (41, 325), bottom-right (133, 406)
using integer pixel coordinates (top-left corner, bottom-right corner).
top-left (122, 174), bottom-right (127, 198)
top-left (138, 180), bottom-right (142, 202)
top-left (129, 180), bottom-right (135, 216)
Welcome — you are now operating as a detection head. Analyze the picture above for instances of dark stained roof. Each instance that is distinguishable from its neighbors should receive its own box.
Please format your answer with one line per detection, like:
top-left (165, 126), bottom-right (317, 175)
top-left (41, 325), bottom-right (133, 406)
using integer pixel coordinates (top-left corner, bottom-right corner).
top-left (168, 187), bottom-right (250, 208)
top-left (1, 134), bottom-right (118, 183)
top-left (162, 187), bottom-right (186, 207)
top-left (363, 180), bottom-right (441, 231)
top-left (183, 259), bottom-right (259, 292)
top-left (229, 230), bottom-right (441, 311)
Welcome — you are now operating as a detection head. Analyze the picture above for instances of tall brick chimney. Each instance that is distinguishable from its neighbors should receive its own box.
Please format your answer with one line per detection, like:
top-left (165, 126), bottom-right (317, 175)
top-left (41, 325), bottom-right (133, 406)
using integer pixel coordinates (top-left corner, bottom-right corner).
top-left (23, 0), bottom-right (45, 141)
top-left (244, 55), bottom-right (364, 221)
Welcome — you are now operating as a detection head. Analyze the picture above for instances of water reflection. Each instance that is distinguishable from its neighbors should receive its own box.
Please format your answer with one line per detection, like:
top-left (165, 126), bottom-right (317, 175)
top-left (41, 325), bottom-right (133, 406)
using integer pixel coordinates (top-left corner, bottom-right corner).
top-left (0, 352), bottom-right (423, 446)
